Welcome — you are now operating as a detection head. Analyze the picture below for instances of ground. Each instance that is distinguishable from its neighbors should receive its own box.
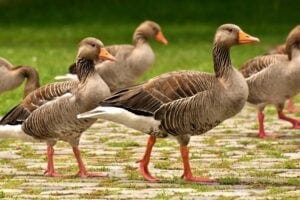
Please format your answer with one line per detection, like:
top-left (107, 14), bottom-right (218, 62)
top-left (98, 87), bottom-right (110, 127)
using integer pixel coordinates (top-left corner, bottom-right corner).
top-left (0, 105), bottom-right (299, 200)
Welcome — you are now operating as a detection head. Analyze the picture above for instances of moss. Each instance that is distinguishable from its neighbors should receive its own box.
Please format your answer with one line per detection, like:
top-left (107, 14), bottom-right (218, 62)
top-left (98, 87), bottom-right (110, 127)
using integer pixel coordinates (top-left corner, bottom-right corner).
top-left (0, 191), bottom-right (4, 199)
top-left (218, 177), bottom-right (240, 185)
top-left (156, 140), bottom-right (177, 147)
top-left (107, 141), bottom-right (140, 147)
top-left (154, 191), bottom-right (172, 200)
top-left (99, 137), bottom-right (110, 143)
top-left (266, 187), bottom-right (289, 196)
top-left (17, 145), bottom-right (36, 158)
top-left (2, 178), bottom-right (25, 189)
top-left (154, 161), bottom-right (172, 170)
top-left (274, 160), bottom-right (298, 169)
top-left (23, 188), bottom-right (42, 195)
top-left (0, 139), bottom-right (15, 149)
top-left (203, 137), bottom-right (216, 146)
top-left (211, 160), bottom-right (232, 169)
top-left (124, 165), bottom-right (142, 181)
top-left (238, 155), bottom-right (254, 162)
top-left (80, 189), bottom-right (120, 199)
top-left (287, 178), bottom-right (300, 186)
top-left (249, 170), bottom-right (274, 178)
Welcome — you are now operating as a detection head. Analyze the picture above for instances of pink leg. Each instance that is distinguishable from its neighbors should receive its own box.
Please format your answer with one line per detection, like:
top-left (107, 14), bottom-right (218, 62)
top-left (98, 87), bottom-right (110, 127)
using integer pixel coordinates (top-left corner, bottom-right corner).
top-left (44, 146), bottom-right (62, 177)
top-left (72, 146), bottom-right (108, 178)
top-left (278, 111), bottom-right (300, 129)
top-left (180, 146), bottom-right (215, 183)
top-left (136, 135), bottom-right (159, 182)
top-left (258, 112), bottom-right (270, 138)
top-left (286, 98), bottom-right (299, 113)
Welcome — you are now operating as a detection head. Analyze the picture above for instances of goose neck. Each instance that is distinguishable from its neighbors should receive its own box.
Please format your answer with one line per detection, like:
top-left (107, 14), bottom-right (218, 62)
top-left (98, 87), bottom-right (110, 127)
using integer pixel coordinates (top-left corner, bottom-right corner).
top-left (17, 66), bottom-right (40, 97)
top-left (212, 43), bottom-right (232, 78)
top-left (133, 30), bottom-right (148, 45)
top-left (76, 58), bottom-right (95, 82)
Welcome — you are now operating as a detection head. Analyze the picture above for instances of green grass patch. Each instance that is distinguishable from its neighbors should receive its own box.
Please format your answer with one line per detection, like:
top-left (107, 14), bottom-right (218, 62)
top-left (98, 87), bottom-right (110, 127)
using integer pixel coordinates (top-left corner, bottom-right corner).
top-left (0, 139), bottom-right (15, 149)
top-left (17, 145), bottom-right (35, 158)
top-left (80, 189), bottom-right (120, 199)
top-left (154, 190), bottom-right (171, 200)
top-left (1, 178), bottom-right (25, 189)
top-left (238, 155), bottom-right (254, 162)
top-left (154, 161), bottom-right (173, 170)
top-left (0, 191), bottom-right (4, 199)
top-left (287, 178), bottom-right (300, 186)
top-left (107, 141), bottom-right (140, 148)
top-left (99, 137), bottom-right (110, 143)
top-left (218, 177), bottom-right (240, 185)
top-left (124, 165), bottom-right (142, 181)
top-left (274, 160), bottom-right (299, 169)
top-left (249, 169), bottom-right (274, 178)
top-left (155, 140), bottom-right (177, 148)
top-left (23, 188), bottom-right (42, 195)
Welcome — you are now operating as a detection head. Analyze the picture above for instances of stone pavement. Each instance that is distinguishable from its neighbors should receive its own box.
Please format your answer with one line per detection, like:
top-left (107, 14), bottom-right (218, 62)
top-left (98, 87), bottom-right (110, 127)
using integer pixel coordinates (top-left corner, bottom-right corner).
top-left (0, 105), bottom-right (299, 199)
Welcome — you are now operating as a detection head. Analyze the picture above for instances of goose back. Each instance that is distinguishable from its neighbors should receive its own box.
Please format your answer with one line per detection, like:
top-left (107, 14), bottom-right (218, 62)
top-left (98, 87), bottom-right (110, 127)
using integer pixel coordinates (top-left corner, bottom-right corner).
top-left (240, 54), bottom-right (288, 78)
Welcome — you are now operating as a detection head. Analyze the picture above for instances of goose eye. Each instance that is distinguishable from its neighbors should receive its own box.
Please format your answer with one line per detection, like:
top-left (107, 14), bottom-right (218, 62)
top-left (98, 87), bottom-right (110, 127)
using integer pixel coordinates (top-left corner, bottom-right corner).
top-left (228, 28), bottom-right (233, 33)
top-left (91, 44), bottom-right (96, 47)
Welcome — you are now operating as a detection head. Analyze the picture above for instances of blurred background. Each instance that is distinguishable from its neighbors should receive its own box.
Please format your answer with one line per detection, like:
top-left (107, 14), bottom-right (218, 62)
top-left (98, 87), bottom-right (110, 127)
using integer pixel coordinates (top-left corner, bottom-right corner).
top-left (0, 0), bottom-right (298, 114)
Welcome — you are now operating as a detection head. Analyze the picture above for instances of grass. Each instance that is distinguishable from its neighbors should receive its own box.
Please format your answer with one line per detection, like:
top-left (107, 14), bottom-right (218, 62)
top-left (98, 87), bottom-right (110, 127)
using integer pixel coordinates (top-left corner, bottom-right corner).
top-left (107, 141), bottom-right (140, 148)
top-left (0, 0), bottom-right (298, 114)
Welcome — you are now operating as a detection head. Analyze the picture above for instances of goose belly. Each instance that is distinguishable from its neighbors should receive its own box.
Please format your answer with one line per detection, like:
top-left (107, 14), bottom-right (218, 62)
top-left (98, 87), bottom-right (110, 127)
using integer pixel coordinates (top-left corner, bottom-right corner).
top-left (22, 98), bottom-right (96, 144)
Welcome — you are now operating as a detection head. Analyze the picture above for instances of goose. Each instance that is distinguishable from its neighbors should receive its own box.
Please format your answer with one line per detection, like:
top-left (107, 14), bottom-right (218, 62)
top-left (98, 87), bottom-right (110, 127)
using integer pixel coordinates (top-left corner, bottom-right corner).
top-left (0, 37), bottom-right (116, 177)
top-left (77, 24), bottom-right (259, 183)
top-left (243, 25), bottom-right (300, 138)
top-left (265, 32), bottom-right (297, 113)
top-left (55, 20), bottom-right (168, 93)
top-left (0, 57), bottom-right (40, 98)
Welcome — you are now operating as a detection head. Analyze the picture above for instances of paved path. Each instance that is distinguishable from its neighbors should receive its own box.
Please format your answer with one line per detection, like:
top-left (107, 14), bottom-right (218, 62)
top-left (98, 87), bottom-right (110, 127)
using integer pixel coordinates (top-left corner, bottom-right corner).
top-left (0, 106), bottom-right (299, 199)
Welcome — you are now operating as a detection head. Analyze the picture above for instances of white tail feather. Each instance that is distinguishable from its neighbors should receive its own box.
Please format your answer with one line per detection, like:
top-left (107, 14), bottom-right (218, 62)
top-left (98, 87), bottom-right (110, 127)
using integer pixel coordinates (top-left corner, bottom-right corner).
top-left (54, 73), bottom-right (78, 81)
top-left (0, 125), bottom-right (36, 142)
top-left (78, 106), bottom-right (160, 133)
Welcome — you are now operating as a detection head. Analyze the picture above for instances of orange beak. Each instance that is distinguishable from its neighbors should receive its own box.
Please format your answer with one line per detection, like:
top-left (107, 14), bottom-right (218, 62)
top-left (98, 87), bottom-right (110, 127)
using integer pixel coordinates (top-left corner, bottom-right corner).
top-left (155, 31), bottom-right (168, 45)
top-left (238, 31), bottom-right (260, 44)
top-left (99, 48), bottom-right (116, 61)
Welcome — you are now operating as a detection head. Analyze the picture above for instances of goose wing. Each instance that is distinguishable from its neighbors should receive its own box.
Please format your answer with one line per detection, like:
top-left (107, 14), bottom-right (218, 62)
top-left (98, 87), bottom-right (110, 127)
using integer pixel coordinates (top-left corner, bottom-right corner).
top-left (101, 70), bottom-right (216, 116)
top-left (0, 81), bottom-right (78, 125)
top-left (240, 54), bottom-right (288, 78)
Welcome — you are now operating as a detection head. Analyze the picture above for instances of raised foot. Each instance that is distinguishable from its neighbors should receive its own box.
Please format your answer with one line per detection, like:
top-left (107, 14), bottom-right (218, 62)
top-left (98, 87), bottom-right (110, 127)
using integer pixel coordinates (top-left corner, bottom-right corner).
top-left (182, 175), bottom-right (216, 183)
top-left (76, 171), bottom-right (108, 178)
top-left (137, 160), bottom-right (160, 182)
top-left (44, 170), bottom-right (62, 177)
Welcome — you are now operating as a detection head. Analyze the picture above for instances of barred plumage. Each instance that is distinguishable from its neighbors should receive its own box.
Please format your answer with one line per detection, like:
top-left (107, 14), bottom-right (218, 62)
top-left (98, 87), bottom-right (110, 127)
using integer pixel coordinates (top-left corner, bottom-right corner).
top-left (244, 25), bottom-right (300, 138)
top-left (240, 54), bottom-right (288, 78)
top-left (78, 24), bottom-right (258, 182)
top-left (0, 37), bottom-right (114, 177)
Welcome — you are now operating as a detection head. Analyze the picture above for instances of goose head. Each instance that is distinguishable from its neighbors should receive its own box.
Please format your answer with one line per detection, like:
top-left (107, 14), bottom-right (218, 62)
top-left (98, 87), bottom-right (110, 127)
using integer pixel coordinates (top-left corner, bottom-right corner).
top-left (214, 24), bottom-right (260, 47)
top-left (285, 25), bottom-right (300, 60)
top-left (134, 20), bottom-right (168, 45)
top-left (77, 37), bottom-right (116, 62)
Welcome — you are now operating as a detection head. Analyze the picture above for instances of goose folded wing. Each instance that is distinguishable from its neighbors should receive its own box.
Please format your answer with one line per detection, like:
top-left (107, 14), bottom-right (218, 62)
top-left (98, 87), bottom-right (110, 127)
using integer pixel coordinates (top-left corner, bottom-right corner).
top-left (240, 54), bottom-right (288, 78)
top-left (101, 71), bottom-right (216, 116)
top-left (0, 81), bottom-right (78, 125)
